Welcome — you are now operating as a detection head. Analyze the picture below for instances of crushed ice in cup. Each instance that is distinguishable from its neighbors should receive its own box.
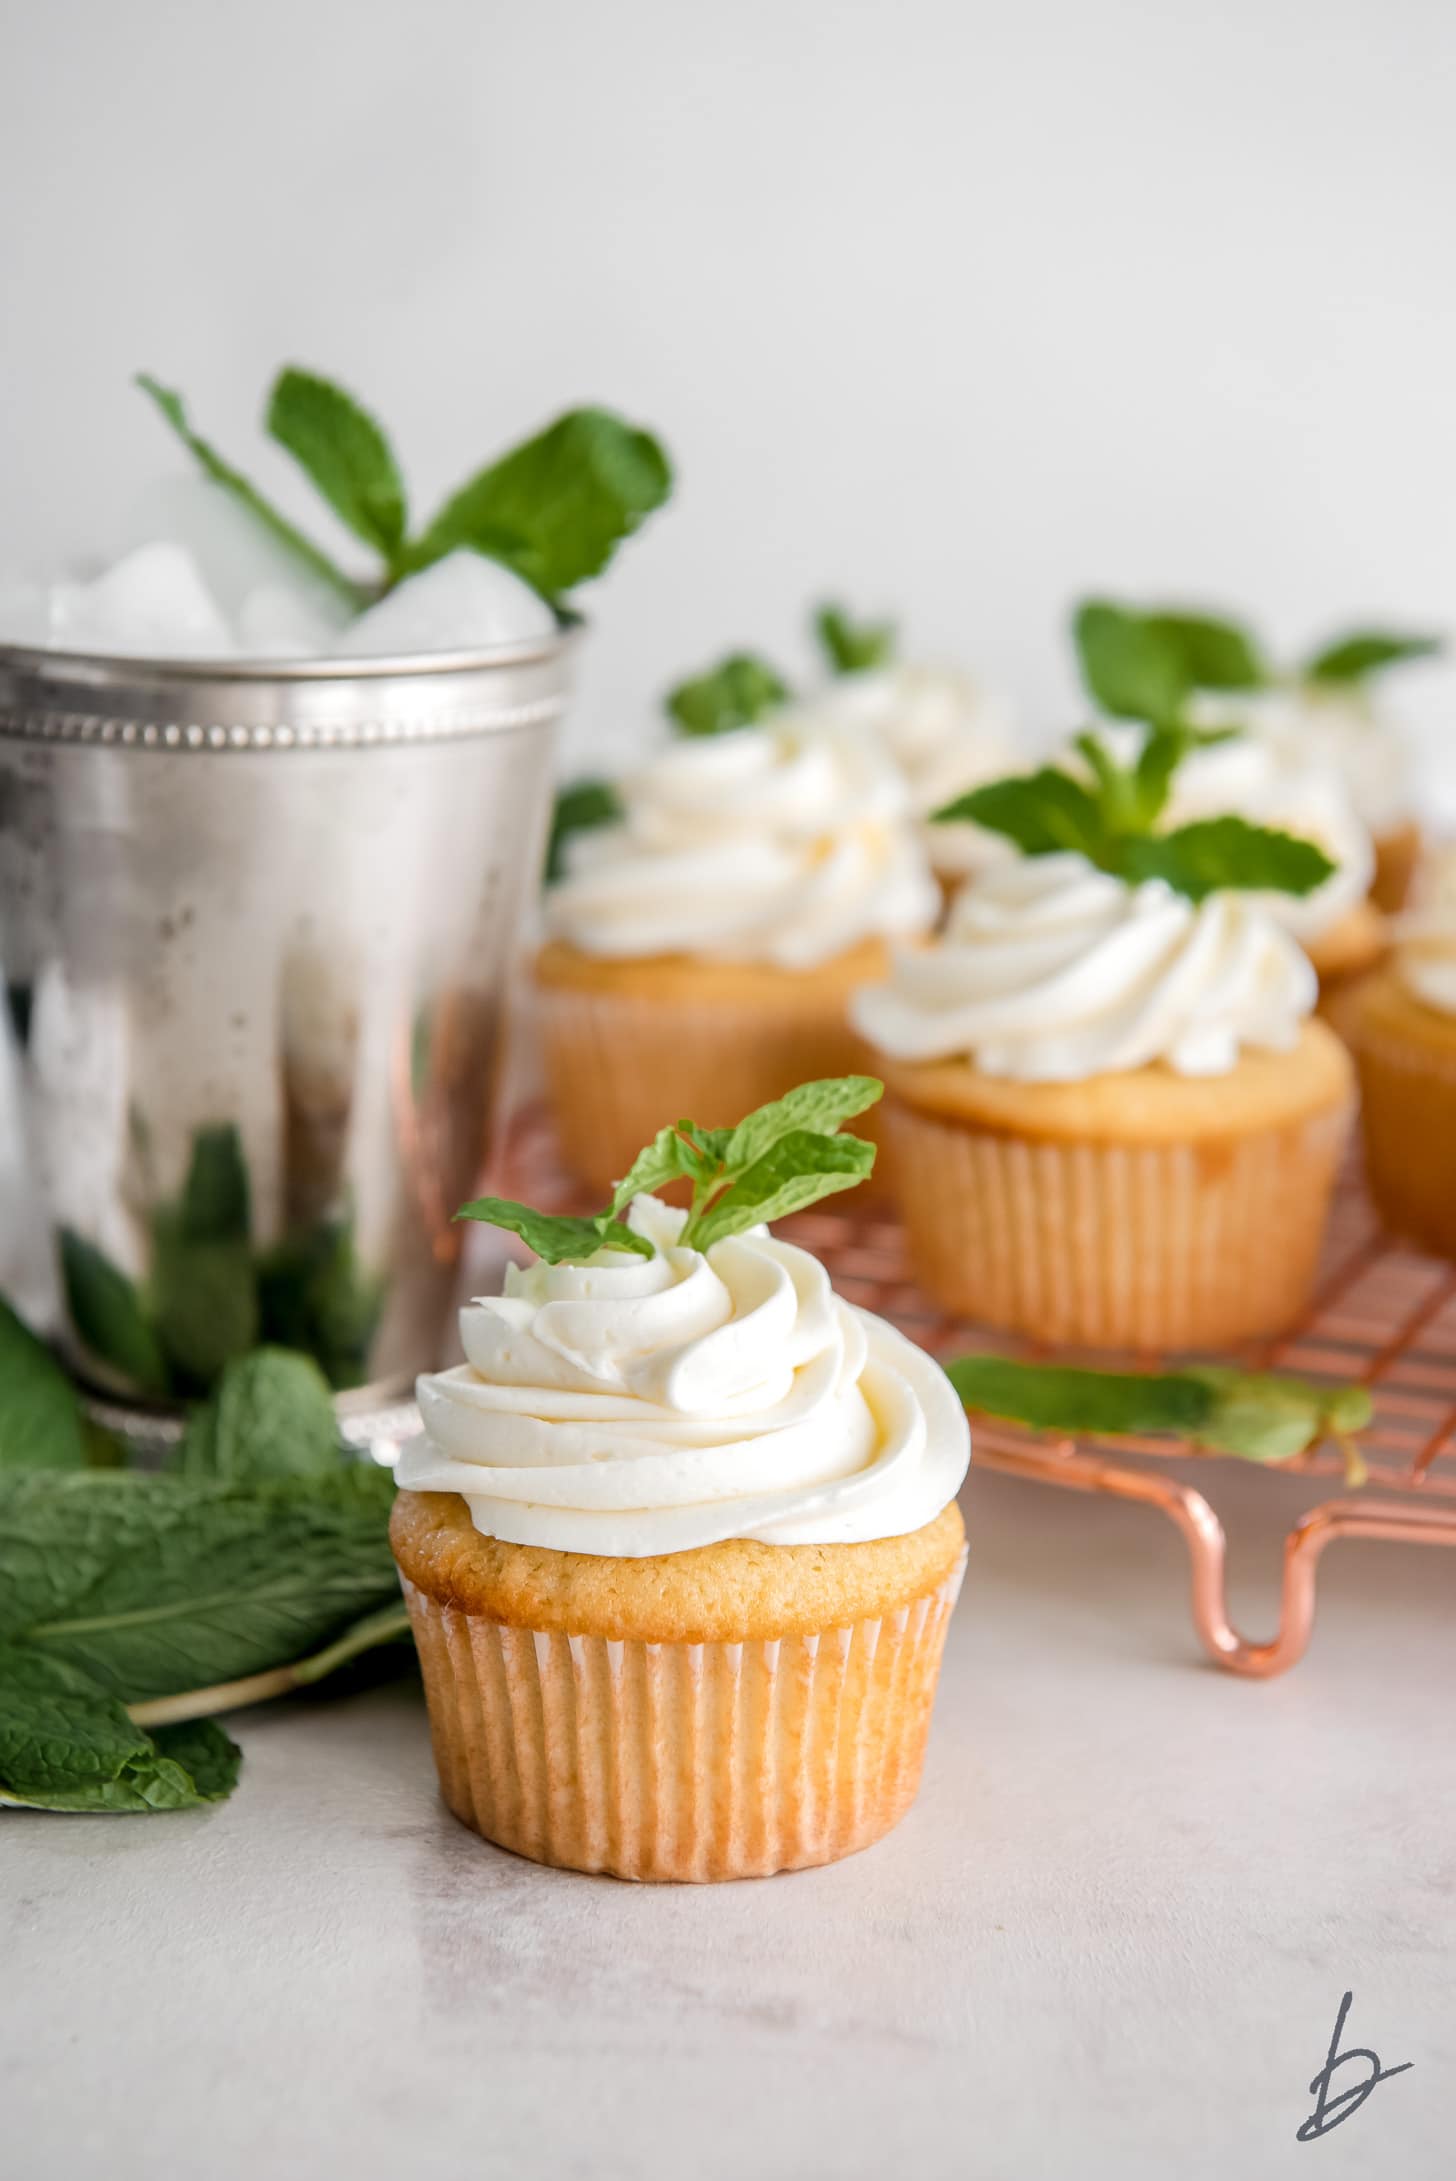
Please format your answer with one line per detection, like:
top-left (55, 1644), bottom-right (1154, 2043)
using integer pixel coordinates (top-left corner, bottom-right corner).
top-left (336, 550), bottom-right (556, 656)
top-left (0, 528), bottom-right (555, 662)
top-left (49, 542), bottom-right (235, 658)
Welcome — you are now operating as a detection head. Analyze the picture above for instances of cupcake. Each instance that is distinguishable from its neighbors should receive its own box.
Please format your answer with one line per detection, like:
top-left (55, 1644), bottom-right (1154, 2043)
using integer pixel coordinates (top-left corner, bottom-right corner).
top-left (391, 1082), bottom-right (969, 1881)
top-left (852, 734), bottom-right (1355, 1348)
top-left (538, 660), bottom-right (938, 1194)
top-left (1351, 850), bottom-right (1456, 1256)
top-left (791, 602), bottom-right (1019, 898)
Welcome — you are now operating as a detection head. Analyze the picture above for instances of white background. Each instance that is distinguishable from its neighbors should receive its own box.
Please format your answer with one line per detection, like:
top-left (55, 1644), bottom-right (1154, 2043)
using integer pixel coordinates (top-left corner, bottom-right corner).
top-left (3, 0), bottom-right (1455, 785)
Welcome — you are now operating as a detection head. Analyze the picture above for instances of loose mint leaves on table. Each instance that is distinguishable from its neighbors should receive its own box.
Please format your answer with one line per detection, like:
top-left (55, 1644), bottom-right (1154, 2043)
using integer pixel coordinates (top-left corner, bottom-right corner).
top-left (934, 728), bottom-right (1336, 905)
top-left (945, 1355), bottom-right (1373, 1482)
top-left (0, 1318), bottom-right (408, 1813)
top-left (138, 365), bottom-right (673, 612)
top-left (456, 1075), bottom-right (883, 1265)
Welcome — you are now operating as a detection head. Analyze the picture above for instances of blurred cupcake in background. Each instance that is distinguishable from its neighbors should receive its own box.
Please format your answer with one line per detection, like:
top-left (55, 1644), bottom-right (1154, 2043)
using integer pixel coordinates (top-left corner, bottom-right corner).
top-left (1071, 601), bottom-right (1386, 1010)
top-left (1350, 848), bottom-right (1456, 1258)
top-left (851, 728), bottom-right (1355, 1349)
top-left (538, 652), bottom-right (938, 1194)
top-left (789, 601), bottom-right (1019, 899)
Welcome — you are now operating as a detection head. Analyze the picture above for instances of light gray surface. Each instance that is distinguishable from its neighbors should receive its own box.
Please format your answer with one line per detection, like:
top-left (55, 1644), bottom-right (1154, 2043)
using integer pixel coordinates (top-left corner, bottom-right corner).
top-left (5, 1458), bottom-right (1453, 2181)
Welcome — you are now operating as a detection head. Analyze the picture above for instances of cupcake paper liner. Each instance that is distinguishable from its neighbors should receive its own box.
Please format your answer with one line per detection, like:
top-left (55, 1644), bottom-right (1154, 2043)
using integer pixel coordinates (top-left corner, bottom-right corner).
top-left (885, 1097), bottom-right (1349, 1349)
top-left (402, 1551), bottom-right (966, 1882)
top-left (1354, 1014), bottom-right (1456, 1258)
top-left (535, 980), bottom-right (881, 1197)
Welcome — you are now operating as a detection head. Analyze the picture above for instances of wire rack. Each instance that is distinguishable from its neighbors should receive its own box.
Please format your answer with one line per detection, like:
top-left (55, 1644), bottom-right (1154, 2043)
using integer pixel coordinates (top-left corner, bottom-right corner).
top-left (499, 1102), bottom-right (1456, 1678)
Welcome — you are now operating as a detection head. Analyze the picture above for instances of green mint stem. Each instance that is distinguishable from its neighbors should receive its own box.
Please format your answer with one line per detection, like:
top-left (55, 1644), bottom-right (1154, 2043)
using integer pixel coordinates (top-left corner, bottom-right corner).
top-left (126, 1599), bottom-right (413, 1726)
top-left (135, 374), bottom-right (372, 611)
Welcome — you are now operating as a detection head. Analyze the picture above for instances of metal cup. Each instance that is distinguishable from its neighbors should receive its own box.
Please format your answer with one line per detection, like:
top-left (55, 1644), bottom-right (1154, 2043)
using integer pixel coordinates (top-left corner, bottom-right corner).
top-left (0, 634), bottom-right (573, 1422)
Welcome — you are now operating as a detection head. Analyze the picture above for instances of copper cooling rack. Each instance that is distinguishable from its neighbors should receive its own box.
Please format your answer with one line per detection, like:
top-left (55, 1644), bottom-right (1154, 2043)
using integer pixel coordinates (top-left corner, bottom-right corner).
top-left (499, 1103), bottom-right (1456, 1679)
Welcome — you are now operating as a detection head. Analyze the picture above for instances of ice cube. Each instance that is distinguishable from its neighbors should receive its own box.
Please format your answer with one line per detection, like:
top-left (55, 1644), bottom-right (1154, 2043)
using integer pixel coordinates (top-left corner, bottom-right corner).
top-left (124, 474), bottom-right (354, 633)
top-left (337, 549), bottom-right (556, 657)
top-left (48, 542), bottom-right (235, 658)
top-left (237, 581), bottom-right (353, 658)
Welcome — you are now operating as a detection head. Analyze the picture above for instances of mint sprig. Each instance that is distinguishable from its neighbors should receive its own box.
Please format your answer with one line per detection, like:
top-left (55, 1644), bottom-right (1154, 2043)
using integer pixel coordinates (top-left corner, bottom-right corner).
top-left (934, 733), bottom-right (1335, 904)
top-left (138, 369), bottom-right (672, 613)
top-left (1301, 629), bottom-right (1442, 685)
top-left (946, 1354), bottom-right (1372, 1481)
top-left (546, 777), bottom-right (622, 883)
top-left (665, 653), bottom-right (792, 737)
top-left (1073, 598), bottom-right (1268, 727)
top-left (815, 601), bottom-right (896, 676)
top-left (457, 1076), bottom-right (881, 1265)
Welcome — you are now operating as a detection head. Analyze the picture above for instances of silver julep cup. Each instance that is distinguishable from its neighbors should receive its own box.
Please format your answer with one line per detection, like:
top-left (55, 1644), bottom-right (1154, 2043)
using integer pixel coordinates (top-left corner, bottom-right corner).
top-left (0, 633), bottom-right (574, 1420)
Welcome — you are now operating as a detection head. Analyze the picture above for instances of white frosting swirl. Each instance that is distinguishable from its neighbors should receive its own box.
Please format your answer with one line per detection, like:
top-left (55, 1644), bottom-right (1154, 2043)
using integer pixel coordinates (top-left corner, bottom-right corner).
top-left (398, 1197), bottom-right (969, 1555)
top-left (546, 722), bottom-right (938, 969)
top-left (1079, 722), bottom-right (1374, 943)
top-left (787, 666), bottom-right (1019, 880)
top-left (1395, 849), bottom-right (1456, 1016)
top-left (1191, 684), bottom-right (1413, 836)
top-left (851, 852), bottom-right (1316, 1081)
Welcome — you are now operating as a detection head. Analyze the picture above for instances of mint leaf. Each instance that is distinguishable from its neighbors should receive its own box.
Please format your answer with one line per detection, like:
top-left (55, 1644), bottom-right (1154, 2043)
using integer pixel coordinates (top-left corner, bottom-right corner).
top-left (1122, 816), bottom-right (1335, 903)
top-left (0, 1297), bottom-right (89, 1471)
top-left (1073, 600), bottom-right (1190, 724)
top-left (149, 1716), bottom-right (242, 1801)
top-left (135, 375), bottom-right (366, 609)
top-left (1145, 611), bottom-right (1267, 691)
top-left (409, 407), bottom-right (672, 601)
top-left (666, 654), bottom-right (791, 737)
top-left (255, 1216), bottom-right (382, 1392)
top-left (815, 601), bottom-right (896, 675)
top-left (59, 1228), bottom-right (169, 1396)
top-left (722, 1076), bottom-right (883, 1175)
top-left (935, 765), bottom-right (1109, 861)
top-left (175, 1349), bottom-right (341, 1482)
top-left (151, 1211), bottom-right (258, 1392)
top-left (452, 1196), bottom-right (655, 1264)
top-left (610, 1125), bottom-right (703, 1212)
top-left (286, 1598), bottom-right (414, 1689)
top-left (0, 1466), bottom-right (399, 1701)
top-left (546, 777), bottom-right (621, 883)
top-left (266, 367), bottom-right (408, 564)
top-left (177, 1124), bottom-right (251, 1242)
top-left (1188, 1369), bottom-right (1372, 1461)
top-left (0, 1645), bottom-right (237, 1811)
top-left (946, 1356), bottom-right (1212, 1438)
top-left (947, 1355), bottom-right (1372, 1470)
top-left (1301, 629), bottom-right (1443, 684)
top-left (689, 1131), bottom-right (875, 1249)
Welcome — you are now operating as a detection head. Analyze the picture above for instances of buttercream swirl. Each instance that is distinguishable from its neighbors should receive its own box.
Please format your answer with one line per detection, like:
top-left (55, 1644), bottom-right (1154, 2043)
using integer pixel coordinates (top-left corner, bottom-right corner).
top-left (546, 722), bottom-right (938, 969)
top-left (1080, 722), bottom-right (1374, 943)
top-left (1395, 849), bottom-right (1456, 1016)
top-left (850, 851), bottom-right (1316, 1081)
top-left (398, 1197), bottom-right (969, 1555)
top-left (788, 666), bottom-right (1019, 879)
top-left (1190, 684), bottom-right (1414, 836)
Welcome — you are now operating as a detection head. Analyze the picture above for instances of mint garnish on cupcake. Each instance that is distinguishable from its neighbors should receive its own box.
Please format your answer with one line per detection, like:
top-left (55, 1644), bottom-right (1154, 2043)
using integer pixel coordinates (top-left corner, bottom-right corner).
top-left (664, 652), bottom-right (793, 737)
top-left (1075, 595), bottom-right (1443, 713)
top-left (814, 600), bottom-right (897, 676)
top-left (934, 730), bottom-right (1335, 904)
top-left (1299, 628), bottom-right (1442, 686)
top-left (457, 1076), bottom-right (882, 1263)
top-left (136, 367), bottom-right (672, 614)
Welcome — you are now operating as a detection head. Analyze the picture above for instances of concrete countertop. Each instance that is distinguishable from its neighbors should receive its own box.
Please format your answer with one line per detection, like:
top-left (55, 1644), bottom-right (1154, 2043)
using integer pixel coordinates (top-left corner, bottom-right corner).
top-left (6, 1458), bottom-right (1452, 2181)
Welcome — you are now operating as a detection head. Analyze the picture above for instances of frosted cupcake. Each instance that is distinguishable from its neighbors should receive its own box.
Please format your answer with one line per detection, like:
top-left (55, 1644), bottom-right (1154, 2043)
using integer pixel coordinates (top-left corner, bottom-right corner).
top-left (851, 734), bottom-right (1355, 1348)
top-left (539, 656), bottom-right (938, 1194)
top-left (1351, 850), bottom-right (1456, 1256)
top-left (789, 603), bottom-right (1019, 895)
top-left (391, 1081), bottom-right (969, 1881)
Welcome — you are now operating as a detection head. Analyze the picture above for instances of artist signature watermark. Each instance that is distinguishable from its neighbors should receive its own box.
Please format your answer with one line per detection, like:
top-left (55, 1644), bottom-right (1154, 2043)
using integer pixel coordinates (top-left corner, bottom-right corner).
top-left (1296, 1990), bottom-right (1412, 2143)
